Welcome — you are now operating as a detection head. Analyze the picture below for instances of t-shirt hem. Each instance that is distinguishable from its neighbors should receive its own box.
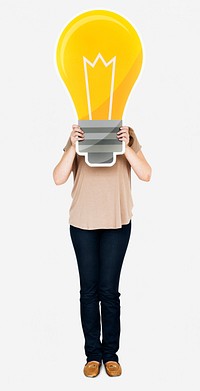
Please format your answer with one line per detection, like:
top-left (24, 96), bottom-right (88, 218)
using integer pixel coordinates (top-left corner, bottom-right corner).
top-left (69, 216), bottom-right (133, 230)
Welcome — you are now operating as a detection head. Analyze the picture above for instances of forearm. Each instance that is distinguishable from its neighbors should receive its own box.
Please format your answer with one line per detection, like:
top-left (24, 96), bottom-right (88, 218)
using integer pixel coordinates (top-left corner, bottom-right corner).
top-left (124, 145), bottom-right (152, 181)
top-left (53, 145), bottom-right (76, 185)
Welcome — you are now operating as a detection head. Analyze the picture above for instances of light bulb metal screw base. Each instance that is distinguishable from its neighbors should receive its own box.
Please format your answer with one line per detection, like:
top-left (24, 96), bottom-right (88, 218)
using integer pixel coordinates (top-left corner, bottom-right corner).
top-left (78, 120), bottom-right (123, 165)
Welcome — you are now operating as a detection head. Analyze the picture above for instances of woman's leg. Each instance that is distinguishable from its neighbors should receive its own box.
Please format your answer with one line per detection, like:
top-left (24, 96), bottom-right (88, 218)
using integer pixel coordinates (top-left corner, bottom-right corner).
top-left (69, 225), bottom-right (102, 363)
top-left (98, 220), bottom-right (132, 364)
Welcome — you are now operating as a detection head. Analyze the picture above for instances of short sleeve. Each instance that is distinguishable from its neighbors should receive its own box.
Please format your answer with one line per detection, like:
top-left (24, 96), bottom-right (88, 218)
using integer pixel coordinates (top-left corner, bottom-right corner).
top-left (128, 127), bottom-right (142, 153)
top-left (63, 136), bottom-right (72, 152)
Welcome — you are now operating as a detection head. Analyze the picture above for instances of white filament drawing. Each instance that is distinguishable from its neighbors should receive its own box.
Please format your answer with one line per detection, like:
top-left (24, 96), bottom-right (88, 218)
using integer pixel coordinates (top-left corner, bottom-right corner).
top-left (83, 53), bottom-right (116, 120)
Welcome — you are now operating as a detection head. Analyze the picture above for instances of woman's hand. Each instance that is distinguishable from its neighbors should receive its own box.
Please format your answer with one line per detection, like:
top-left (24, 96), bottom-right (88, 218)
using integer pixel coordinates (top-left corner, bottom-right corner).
top-left (70, 124), bottom-right (85, 147)
top-left (117, 126), bottom-right (130, 146)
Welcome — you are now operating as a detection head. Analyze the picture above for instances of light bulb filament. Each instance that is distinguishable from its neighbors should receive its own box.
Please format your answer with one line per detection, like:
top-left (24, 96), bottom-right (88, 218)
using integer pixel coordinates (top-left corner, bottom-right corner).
top-left (83, 53), bottom-right (116, 120)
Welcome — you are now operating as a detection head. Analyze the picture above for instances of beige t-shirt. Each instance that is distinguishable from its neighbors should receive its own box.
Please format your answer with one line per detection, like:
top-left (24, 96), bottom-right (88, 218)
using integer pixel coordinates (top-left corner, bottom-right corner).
top-left (63, 127), bottom-right (142, 230)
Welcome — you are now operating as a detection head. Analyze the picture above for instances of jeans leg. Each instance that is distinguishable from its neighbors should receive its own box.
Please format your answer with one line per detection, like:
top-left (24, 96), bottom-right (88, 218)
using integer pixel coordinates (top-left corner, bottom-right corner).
top-left (98, 220), bottom-right (132, 363)
top-left (69, 225), bottom-right (102, 363)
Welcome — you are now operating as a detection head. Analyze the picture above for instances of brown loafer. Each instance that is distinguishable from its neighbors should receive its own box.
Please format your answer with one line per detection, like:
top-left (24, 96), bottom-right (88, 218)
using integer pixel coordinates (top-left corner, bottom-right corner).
top-left (83, 361), bottom-right (101, 377)
top-left (104, 361), bottom-right (122, 376)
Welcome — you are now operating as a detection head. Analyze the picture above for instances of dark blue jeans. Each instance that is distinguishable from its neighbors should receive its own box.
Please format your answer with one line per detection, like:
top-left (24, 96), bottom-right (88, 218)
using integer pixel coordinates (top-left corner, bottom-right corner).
top-left (69, 220), bottom-right (132, 364)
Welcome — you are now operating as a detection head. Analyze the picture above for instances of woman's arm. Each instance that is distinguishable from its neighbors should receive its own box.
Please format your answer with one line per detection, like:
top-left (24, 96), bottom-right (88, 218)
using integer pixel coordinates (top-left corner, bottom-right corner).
top-left (117, 125), bottom-right (152, 181)
top-left (124, 147), bottom-right (152, 181)
top-left (52, 125), bottom-right (84, 185)
top-left (53, 144), bottom-right (76, 185)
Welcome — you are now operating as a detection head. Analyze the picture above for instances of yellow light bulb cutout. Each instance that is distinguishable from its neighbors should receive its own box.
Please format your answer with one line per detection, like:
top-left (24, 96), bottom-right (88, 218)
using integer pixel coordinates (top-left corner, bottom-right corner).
top-left (56, 10), bottom-right (143, 167)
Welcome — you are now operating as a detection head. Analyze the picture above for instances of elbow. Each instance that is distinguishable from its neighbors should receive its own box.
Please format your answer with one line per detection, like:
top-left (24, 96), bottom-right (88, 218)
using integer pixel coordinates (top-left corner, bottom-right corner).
top-left (52, 168), bottom-right (66, 186)
top-left (139, 166), bottom-right (152, 182)
top-left (53, 178), bottom-right (64, 186)
top-left (144, 173), bottom-right (151, 182)
top-left (53, 175), bottom-right (68, 186)
top-left (53, 174), bottom-right (62, 186)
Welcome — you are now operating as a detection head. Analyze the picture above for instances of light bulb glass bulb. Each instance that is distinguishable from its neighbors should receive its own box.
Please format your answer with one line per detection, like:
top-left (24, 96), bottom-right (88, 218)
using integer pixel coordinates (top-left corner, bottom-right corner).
top-left (56, 9), bottom-right (143, 121)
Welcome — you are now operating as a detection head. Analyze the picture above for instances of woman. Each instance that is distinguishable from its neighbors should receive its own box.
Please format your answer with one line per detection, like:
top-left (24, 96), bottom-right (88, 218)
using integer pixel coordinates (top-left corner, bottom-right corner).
top-left (53, 124), bottom-right (152, 377)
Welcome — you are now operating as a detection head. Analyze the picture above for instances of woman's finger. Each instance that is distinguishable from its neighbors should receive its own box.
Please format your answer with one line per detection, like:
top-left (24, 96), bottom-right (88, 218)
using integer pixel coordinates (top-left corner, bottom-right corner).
top-left (74, 129), bottom-right (84, 135)
top-left (117, 131), bottom-right (128, 137)
top-left (73, 130), bottom-right (85, 139)
top-left (73, 128), bottom-right (84, 134)
top-left (119, 126), bottom-right (129, 130)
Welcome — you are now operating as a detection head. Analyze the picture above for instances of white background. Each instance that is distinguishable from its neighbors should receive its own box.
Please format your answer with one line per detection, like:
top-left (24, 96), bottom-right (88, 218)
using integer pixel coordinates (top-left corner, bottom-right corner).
top-left (0, 0), bottom-right (200, 389)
